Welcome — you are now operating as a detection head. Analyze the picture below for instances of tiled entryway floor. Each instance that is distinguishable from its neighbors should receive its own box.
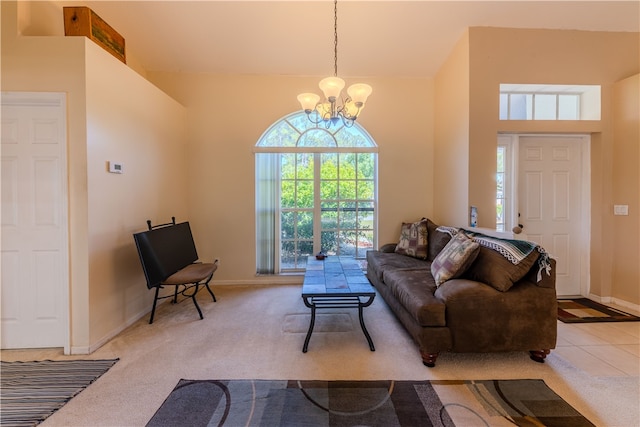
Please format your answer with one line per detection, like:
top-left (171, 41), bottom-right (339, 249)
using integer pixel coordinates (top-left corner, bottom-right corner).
top-left (554, 305), bottom-right (640, 377)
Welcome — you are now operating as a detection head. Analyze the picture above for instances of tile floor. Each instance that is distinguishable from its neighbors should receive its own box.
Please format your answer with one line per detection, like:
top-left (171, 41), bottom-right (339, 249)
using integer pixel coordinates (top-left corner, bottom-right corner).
top-left (554, 305), bottom-right (640, 377)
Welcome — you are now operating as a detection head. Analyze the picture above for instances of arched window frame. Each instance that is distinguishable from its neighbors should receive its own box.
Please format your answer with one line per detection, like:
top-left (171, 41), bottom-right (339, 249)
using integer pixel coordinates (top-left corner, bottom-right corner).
top-left (255, 111), bottom-right (378, 274)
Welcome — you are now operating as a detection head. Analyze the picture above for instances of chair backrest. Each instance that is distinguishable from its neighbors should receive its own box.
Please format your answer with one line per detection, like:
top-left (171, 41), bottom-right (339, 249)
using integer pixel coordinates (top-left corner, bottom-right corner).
top-left (133, 221), bottom-right (199, 289)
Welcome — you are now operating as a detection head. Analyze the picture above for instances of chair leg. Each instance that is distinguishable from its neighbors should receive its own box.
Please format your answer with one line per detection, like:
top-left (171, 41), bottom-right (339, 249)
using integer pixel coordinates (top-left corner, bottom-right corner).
top-left (190, 284), bottom-right (204, 320)
top-left (149, 287), bottom-right (161, 324)
top-left (172, 286), bottom-right (179, 303)
top-left (203, 275), bottom-right (217, 302)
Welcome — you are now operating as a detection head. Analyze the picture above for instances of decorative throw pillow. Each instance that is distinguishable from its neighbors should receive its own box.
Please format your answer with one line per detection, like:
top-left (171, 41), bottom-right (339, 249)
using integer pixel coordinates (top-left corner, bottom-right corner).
top-left (431, 233), bottom-right (480, 286)
top-left (394, 219), bottom-right (428, 259)
top-left (464, 246), bottom-right (539, 292)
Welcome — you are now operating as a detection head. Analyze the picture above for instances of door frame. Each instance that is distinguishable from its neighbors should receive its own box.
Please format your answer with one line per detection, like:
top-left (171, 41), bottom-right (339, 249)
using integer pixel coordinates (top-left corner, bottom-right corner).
top-left (1, 91), bottom-right (70, 353)
top-left (500, 133), bottom-right (591, 297)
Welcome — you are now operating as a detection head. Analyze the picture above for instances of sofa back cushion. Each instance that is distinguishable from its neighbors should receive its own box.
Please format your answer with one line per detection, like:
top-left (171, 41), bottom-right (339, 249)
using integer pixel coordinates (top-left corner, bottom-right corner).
top-left (464, 246), bottom-right (540, 292)
top-left (427, 219), bottom-right (451, 261)
top-left (464, 246), bottom-right (539, 292)
top-left (431, 233), bottom-right (480, 286)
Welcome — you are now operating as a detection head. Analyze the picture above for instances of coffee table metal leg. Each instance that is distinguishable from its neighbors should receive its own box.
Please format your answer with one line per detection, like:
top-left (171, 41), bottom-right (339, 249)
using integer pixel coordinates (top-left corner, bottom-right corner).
top-left (302, 303), bottom-right (316, 353)
top-left (358, 303), bottom-right (375, 351)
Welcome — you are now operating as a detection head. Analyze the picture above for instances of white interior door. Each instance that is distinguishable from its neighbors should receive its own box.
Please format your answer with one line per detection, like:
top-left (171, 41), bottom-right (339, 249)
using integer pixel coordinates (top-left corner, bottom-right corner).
top-left (1, 92), bottom-right (69, 350)
top-left (518, 135), bottom-right (589, 296)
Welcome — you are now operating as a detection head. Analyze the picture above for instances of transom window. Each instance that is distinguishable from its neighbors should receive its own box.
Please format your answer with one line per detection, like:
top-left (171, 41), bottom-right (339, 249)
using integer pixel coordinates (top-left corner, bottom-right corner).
top-left (255, 112), bottom-right (377, 274)
top-left (499, 84), bottom-right (601, 120)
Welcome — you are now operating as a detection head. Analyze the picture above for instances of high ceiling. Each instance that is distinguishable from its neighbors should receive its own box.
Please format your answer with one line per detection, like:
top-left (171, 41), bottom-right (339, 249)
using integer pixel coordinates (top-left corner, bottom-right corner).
top-left (52, 1), bottom-right (639, 78)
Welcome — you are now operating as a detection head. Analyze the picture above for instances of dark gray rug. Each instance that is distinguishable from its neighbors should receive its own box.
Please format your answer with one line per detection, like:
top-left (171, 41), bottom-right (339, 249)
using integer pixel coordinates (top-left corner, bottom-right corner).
top-left (0, 359), bottom-right (118, 427)
top-left (147, 379), bottom-right (594, 427)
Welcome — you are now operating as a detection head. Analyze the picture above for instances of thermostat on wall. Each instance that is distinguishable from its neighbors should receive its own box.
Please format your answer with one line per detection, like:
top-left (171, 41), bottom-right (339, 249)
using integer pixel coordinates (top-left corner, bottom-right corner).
top-left (108, 161), bottom-right (124, 174)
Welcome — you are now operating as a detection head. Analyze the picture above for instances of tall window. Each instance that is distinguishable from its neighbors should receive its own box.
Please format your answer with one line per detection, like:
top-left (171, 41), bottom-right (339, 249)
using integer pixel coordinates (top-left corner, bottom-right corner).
top-left (496, 135), bottom-right (513, 232)
top-left (496, 145), bottom-right (507, 231)
top-left (256, 112), bottom-right (377, 274)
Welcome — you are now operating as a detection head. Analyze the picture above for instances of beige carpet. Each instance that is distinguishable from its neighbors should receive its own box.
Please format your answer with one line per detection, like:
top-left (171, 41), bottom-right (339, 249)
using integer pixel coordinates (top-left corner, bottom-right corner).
top-left (2, 284), bottom-right (638, 427)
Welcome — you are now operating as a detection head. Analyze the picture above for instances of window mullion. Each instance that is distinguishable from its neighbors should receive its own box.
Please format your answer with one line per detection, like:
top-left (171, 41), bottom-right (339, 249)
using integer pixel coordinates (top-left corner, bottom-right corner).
top-left (313, 153), bottom-right (322, 256)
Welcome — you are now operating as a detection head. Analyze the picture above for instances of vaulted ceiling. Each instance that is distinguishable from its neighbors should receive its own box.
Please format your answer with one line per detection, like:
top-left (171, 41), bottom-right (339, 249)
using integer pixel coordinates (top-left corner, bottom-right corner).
top-left (50, 1), bottom-right (639, 78)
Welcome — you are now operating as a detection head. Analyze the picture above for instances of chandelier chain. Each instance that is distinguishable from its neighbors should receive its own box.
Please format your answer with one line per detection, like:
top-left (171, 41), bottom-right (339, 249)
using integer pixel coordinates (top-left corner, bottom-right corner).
top-left (333, 0), bottom-right (338, 77)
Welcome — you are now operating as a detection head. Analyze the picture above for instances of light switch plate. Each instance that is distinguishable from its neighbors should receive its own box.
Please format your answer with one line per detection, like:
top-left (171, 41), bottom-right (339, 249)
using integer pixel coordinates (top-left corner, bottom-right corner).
top-left (614, 205), bottom-right (628, 216)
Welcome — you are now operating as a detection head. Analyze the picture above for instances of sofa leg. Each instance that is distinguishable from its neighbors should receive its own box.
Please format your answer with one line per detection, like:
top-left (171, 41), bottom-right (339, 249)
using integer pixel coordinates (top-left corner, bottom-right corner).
top-left (421, 351), bottom-right (439, 367)
top-left (529, 349), bottom-right (550, 363)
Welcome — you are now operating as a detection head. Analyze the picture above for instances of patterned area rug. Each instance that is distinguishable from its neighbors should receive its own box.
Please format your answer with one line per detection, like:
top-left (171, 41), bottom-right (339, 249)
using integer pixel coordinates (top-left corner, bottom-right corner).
top-left (558, 298), bottom-right (640, 323)
top-left (147, 379), bottom-right (594, 427)
top-left (0, 359), bottom-right (118, 427)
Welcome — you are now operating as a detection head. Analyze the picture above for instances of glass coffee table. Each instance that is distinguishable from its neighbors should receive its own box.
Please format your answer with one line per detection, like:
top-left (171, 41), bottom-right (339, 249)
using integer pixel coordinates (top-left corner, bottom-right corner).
top-left (301, 256), bottom-right (376, 352)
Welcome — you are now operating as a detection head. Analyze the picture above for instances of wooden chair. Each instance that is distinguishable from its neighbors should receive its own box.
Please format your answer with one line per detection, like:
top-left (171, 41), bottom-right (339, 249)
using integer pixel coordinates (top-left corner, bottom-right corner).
top-left (133, 217), bottom-right (218, 324)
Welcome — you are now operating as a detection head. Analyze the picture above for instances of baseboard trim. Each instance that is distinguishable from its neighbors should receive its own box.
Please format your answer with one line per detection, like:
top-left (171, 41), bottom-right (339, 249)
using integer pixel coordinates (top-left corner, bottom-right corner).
top-left (79, 305), bottom-right (154, 355)
top-left (588, 293), bottom-right (640, 314)
top-left (212, 276), bottom-right (303, 286)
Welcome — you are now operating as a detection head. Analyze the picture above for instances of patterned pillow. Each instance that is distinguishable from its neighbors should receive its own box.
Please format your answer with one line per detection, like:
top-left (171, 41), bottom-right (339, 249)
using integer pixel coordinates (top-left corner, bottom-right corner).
top-left (394, 219), bottom-right (428, 259)
top-left (431, 233), bottom-right (480, 286)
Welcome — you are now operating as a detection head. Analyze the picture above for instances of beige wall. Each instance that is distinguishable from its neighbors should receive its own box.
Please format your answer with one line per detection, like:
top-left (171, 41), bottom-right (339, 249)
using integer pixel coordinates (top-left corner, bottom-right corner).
top-left (434, 30), bottom-right (470, 227)
top-left (461, 27), bottom-right (639, 304)
top-left (611, 74), bottom-right (640, 305)
top-left (4, 0), bottom-right (639, 354)
top-left (147, 72), bottom-right (434, 283)
top-left (84, 45), bottom-right (188, 347)
top-left (2, 1), bottom-right (189, 352)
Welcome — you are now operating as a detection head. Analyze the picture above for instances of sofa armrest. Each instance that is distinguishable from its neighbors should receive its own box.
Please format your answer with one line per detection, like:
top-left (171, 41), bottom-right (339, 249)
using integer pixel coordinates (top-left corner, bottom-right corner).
top-left (380, 243), bottom-right (397, 253)
top-left (521, 258), bottom-right (556, 289)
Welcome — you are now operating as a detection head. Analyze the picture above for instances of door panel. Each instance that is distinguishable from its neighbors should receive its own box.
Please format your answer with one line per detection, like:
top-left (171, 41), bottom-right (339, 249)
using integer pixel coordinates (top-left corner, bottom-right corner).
top-left (519, 135), bottom-right (586, 296)
top-left (1, 93), bottom-right (68, 349)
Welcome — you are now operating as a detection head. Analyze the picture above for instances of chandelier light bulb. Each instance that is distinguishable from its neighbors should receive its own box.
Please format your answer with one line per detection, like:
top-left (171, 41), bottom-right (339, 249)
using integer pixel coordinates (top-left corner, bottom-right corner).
top-left (347, 84), bottom-right (373, 107)
top-left (297, 93), bottom-right (321, 113)
top-left (319, 77), bottom-right (345, 101)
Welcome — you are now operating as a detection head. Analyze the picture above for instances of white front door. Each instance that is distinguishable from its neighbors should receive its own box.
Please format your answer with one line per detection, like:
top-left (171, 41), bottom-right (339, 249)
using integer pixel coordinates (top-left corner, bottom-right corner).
top-left (518, 135), bottom-right (589, 296)
top-left (1, 92), bottom-right (69, 350)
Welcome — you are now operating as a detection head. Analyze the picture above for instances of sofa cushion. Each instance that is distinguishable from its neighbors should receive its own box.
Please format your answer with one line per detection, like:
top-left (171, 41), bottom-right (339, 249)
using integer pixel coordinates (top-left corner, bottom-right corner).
top-left (426, 219), bottom-right (452, 261)
top-left (431, 233), bottom-right (480, 286)
top-left (382, 268), bottom-right (446, 327)
top-left (394, 219), bottom-right (428, 259)
top-left (464, 246), bottom-right (540, 292)
top-left (366, 250), bottom-right (430, 283)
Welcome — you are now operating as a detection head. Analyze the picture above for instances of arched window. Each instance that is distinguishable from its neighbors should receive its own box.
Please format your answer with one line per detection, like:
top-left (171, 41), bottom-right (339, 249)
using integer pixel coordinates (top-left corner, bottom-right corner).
top-left (255, 111), bottom-right (378, 274)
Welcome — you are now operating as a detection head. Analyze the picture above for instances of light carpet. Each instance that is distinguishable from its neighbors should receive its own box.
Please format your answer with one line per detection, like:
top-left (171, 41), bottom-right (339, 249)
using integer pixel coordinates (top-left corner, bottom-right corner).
top-left (147, 378), bottom-right (595, 427)
top-left (0, 359), bottom-right (118, 426)
top-left (1, 285), bottom-right (637, 426)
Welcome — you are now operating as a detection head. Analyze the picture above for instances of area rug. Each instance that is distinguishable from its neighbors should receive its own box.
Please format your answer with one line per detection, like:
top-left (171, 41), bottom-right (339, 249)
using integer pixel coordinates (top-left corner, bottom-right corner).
top-left (558, 298), bottom-right (640, 323)
top-left (0, 359), bottom-right (118, 427)
top-left (146, 379), bottom-right (594, 427)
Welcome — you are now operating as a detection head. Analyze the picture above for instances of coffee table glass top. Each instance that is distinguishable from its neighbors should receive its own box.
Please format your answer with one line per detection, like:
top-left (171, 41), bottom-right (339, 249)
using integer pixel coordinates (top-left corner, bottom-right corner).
top-left (302, 256), bottom-right (374, 296)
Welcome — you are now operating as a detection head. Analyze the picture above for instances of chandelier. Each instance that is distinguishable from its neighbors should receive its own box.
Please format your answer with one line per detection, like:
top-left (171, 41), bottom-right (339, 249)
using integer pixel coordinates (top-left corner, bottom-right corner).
top-left (297, 0), bottom-right (372, 128)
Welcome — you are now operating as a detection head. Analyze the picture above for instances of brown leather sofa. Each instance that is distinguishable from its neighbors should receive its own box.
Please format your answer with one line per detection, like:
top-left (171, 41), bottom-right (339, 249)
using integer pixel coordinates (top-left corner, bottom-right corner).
top-left (366, 219), bottom-right (557, 367)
